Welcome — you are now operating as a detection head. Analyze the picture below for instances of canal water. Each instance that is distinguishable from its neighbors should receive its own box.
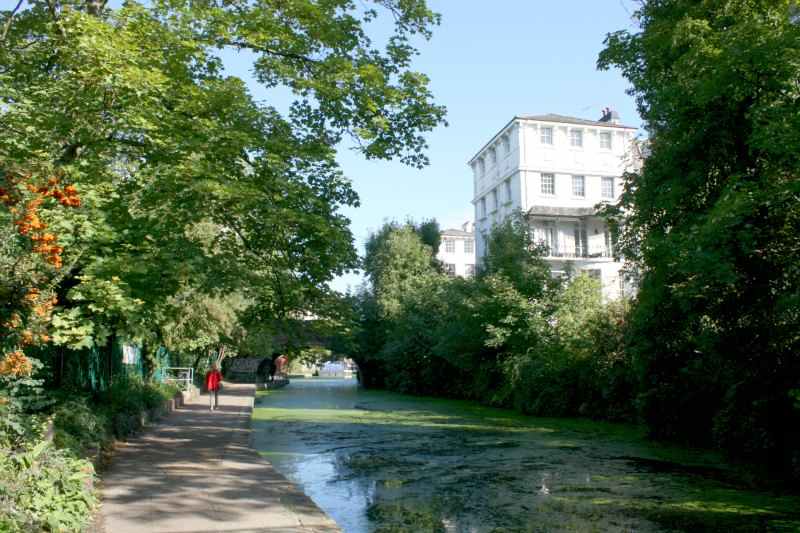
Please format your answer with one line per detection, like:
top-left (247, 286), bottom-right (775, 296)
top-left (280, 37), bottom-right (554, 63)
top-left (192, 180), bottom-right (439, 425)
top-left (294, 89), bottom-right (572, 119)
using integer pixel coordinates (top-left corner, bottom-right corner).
top-left (251, 378), bottom-right (800, 532)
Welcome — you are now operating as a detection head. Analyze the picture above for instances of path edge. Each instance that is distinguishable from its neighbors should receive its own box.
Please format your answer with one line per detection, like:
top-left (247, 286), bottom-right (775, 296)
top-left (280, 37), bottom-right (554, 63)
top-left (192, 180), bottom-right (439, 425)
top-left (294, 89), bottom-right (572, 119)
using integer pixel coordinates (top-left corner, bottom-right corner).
top-left (243, 384), bottom-right (342, 532)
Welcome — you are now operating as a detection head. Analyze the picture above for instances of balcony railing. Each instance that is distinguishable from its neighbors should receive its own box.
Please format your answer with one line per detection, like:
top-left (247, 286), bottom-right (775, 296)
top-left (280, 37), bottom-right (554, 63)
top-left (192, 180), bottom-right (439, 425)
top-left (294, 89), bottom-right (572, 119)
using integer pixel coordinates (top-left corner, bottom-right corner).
top-left (542, 246), bottom-right (614, 259)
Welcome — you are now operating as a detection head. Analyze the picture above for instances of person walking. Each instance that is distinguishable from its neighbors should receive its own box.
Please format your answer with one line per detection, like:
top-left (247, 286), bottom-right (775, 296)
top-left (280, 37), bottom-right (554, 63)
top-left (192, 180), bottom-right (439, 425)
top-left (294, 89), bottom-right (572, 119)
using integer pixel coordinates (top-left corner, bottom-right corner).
top-left (205, 364), bottom-right (222, 411)
top-left (257, 357), bottom-right (272, 385)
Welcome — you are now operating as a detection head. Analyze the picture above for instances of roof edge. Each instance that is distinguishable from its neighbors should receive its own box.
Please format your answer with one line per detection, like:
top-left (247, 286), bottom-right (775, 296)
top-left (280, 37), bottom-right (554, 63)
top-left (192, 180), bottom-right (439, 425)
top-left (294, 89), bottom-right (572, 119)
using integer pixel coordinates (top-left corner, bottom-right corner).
top-left (467, 114), bottom-right (637, 165)
top-left (467, 117), bottom-right (518, 165)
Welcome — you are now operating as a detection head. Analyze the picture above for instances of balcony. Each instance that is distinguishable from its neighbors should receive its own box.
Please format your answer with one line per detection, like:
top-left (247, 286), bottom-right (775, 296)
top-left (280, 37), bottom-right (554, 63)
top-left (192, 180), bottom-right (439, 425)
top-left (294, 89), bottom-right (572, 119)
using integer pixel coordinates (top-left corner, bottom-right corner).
top-left (541, 243), bottom-right (614, 260)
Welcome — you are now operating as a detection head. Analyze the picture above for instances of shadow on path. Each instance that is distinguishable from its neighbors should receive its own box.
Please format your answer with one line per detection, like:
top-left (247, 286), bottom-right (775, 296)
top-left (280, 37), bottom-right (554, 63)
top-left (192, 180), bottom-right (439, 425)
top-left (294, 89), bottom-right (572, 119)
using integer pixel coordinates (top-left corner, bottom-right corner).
top-left (101, 382), bottom-right (340, 533)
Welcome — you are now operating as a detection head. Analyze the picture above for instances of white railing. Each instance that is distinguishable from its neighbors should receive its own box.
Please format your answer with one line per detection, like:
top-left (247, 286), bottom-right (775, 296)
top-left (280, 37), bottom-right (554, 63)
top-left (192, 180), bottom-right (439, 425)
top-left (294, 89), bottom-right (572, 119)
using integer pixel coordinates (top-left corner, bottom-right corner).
top-left (163, 367), bottom-right (194, 391)
top-left (544, 247), bottom-right (613, 259)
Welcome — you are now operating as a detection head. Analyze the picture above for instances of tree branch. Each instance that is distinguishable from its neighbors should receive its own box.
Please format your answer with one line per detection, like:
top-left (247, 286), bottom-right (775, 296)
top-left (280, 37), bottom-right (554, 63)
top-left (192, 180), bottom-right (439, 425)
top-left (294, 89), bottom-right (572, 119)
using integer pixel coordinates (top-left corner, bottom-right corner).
top-left (1, 0), bottom-right (25, 43)
top-left (220, 38), bottom-right (320, 65)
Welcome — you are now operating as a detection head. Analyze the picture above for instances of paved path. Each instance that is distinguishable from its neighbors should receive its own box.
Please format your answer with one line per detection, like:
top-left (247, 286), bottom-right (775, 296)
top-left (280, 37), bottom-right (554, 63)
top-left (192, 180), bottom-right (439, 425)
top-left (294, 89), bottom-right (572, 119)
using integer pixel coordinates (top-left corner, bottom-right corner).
top-left (100, 383), bottom-right (341, 533)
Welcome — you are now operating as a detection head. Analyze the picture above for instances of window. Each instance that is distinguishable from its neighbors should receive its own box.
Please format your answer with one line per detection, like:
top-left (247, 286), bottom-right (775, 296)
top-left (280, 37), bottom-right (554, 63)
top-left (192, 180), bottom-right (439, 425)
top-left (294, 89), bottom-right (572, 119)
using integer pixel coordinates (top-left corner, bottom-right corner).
top-left (502, 135), bottom-right (510, 154)
top-left (504, 179), bottom-right (512, 203)
top-left (572, 175), bottom-right (585, 197)
top-left (570, 129), bottom-right (583, 147)
top-left (599, 131), bottom-right (612, 149)
top-left (541, 173), bottom-right (555, 195)
top-left (602, 177), bottom-right (615, 199)
top-left (444, 263), bottom-right (456, 276)
top-left (479, 158), bottom-right (486, 175)
top-left (540, 126), bottom-right (553, 145)
top-left (574, 222), bottom-right (587, 257)
top-left (444, 238), bottom-right (455, 253)
top-left (479, 197), bottom-right (486, 217)
top-left (491, 189), bottom-right (498, 211)
top-left (544, 221), bottom-right (559, 256)
top-left (465, 264), bottom-right (475, 277)
top-left (464, 239), bottom-right (474, 253)
top-left (489, 147), bottom-right (496, 165)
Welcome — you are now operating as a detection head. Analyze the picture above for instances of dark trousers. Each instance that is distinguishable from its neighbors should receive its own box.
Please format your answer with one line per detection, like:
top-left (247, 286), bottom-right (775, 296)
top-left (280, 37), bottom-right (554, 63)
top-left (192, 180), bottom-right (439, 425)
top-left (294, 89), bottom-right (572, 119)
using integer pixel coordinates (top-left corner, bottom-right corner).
top-left (209, 388), bottom-right (219, 409)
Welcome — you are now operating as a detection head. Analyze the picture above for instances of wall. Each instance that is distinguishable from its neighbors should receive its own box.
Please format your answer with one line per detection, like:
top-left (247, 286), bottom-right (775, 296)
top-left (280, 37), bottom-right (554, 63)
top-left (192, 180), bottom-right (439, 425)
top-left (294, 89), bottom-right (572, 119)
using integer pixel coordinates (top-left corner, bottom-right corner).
top-left (469, 116), bottom-right (637, 298)
top-left (437, 234), bottom-right (476, 277)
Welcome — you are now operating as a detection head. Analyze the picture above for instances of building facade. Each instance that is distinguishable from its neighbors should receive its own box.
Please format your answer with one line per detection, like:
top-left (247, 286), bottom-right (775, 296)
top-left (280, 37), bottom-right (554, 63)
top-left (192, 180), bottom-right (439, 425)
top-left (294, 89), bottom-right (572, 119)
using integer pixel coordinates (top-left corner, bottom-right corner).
top-left (468, 111), bottom-right (638, 299)
top-left (437, 221), bottom-right (476, 277)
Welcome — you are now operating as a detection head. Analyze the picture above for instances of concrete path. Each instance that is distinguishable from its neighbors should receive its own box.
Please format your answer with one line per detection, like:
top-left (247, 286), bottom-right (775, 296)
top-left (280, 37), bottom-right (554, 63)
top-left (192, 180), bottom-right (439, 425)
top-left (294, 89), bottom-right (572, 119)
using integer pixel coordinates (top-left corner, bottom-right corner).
top-left (100, 382), bottom-right (341, 533)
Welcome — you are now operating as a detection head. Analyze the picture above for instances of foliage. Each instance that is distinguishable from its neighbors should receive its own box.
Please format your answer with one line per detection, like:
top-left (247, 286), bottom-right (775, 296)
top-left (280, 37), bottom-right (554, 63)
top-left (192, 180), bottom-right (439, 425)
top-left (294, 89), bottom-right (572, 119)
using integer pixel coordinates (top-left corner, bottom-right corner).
top-left (296, 346), bottom-right (334, 368)
top-left (0, 440), bottom-right (96, 533)
top-left (1, 0), bottom-right (445, 377)
top-left (1, 0), bottom-right (446, 528)
top-left (52, 397), bottom-right (111, 457)
top-left (50, 377), bottom-right (179, 458)
top-left (101, 377), bottom-right (179, 418)
top-left (348, 216), bottom-right (636, 422)
top-left (0, 358), bottom-right (51, 451)
top-left (481, 212), bottom-right (553, 298)
top-left (0, 371), bottom-right (179, 531)
top-left (363, 219), bottom-right (443, 289)
top-left (599, 0), bottom-right (800, 477)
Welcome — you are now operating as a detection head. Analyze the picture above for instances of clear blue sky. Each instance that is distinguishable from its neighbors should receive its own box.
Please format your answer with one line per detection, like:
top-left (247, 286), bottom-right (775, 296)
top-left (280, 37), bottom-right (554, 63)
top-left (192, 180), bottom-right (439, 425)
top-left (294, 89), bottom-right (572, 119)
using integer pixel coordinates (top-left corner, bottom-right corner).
top-left (223, 1), bottom-right (644, 292)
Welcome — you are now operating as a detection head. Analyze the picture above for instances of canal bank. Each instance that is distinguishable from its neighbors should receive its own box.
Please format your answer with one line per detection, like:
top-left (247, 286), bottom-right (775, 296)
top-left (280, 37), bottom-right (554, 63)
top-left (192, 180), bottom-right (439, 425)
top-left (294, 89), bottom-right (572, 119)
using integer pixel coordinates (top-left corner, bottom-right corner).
top-left (252, 378), bottom-right (800, 532)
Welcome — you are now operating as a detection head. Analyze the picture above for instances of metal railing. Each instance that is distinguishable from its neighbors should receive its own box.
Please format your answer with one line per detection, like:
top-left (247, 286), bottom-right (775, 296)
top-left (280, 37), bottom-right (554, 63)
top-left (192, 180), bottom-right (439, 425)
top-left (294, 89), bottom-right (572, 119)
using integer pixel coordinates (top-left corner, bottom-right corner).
top-left (163, 367), bottom-right (194, 391)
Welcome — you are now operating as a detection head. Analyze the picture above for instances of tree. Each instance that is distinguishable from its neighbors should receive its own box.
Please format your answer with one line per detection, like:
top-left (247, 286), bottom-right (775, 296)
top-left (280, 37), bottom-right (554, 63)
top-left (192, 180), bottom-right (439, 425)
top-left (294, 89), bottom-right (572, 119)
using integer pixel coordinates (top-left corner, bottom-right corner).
top-left (599, 0), bottom-right (800, 476)
top-left (481, 211), bottom-right (554, 299)
top-left (363, 223), bottom-right (440, 317)
top-left (0, 0), bottom-right (446, 378)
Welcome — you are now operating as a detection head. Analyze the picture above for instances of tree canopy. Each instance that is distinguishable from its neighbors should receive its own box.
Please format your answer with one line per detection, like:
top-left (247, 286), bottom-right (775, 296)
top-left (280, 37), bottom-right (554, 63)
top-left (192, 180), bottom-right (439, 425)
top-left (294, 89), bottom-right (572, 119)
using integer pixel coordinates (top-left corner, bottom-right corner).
top-left (0, 0), bottom-right (446, 364)
top-left (599, 0), bottom-right (800, 474)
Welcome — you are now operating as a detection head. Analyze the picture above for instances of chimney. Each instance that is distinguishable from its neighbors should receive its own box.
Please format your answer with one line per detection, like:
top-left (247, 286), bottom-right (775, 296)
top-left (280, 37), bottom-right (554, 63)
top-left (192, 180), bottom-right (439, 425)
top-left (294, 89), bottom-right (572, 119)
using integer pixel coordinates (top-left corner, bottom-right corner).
top-left (599, 107), bottom-right (621, 125)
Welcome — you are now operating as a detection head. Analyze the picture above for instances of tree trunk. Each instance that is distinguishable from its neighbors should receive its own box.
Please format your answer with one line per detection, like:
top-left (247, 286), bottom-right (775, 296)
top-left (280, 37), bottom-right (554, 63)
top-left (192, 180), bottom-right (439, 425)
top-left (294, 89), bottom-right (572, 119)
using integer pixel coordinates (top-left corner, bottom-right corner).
top-left (141, 340), bottom-right (157, 382)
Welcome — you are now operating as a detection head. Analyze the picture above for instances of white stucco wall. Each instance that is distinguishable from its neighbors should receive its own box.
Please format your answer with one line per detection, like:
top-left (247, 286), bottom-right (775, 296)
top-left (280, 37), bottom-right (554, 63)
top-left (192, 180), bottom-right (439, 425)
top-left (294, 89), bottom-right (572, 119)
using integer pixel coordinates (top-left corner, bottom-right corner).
top-left (437, 232), bottom-right (476, 278)
top-left (469, 114), bottom-right (638, 299)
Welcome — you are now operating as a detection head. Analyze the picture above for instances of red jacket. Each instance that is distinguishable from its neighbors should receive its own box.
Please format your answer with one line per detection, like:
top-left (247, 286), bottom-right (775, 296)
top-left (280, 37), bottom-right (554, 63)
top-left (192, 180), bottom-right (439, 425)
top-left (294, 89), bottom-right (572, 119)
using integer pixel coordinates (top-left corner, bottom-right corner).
top-left (205, 369), bottom-right (222, 391)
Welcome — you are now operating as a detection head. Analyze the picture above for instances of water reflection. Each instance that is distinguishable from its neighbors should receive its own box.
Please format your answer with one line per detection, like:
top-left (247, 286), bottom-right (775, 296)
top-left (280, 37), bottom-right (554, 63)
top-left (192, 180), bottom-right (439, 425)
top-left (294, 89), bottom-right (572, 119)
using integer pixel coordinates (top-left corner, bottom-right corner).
top-left (252, 378), bottom-right (800, 533)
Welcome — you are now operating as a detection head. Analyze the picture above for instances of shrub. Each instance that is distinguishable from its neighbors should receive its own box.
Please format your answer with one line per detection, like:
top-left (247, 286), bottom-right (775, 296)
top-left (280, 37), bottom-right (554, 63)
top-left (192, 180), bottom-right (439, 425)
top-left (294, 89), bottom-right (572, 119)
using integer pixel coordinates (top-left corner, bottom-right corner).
top-left (1, 360), bottom-right (180, 531)
top-left (0, 440), bottom-right (96, 533)
top-left (52, 397), bottom-right (111, 457)
top-left (50, 377), bottom-right (180, 455)
top-left (95, 377), bottom-right (179, 439)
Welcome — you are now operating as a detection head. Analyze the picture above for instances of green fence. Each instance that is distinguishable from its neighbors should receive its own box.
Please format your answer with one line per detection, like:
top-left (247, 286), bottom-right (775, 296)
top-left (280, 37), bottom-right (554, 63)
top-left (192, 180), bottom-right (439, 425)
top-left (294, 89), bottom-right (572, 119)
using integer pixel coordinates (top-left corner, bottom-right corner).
top-left (33, 339), bottom-right (171, 393)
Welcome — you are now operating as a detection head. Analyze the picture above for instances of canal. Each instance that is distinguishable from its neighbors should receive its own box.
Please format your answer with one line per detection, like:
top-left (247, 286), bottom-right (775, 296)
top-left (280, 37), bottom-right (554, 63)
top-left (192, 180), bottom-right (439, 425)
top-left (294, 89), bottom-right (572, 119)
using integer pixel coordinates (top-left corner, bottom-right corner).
top-left (251, 378), bottom-right (800, 532)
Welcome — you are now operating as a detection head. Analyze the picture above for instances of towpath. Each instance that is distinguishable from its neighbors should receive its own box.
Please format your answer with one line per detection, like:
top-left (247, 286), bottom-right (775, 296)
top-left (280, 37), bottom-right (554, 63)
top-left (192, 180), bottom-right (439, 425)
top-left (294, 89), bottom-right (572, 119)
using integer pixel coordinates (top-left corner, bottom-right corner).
top-left (100, 382), bottom-right (340, 533)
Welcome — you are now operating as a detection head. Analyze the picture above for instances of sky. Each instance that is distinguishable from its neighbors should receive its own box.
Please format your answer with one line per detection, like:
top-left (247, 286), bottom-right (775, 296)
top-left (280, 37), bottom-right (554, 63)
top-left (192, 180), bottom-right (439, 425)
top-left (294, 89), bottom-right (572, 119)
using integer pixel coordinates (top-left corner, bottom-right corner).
top-left (222, 1), bottom-right (645, 292)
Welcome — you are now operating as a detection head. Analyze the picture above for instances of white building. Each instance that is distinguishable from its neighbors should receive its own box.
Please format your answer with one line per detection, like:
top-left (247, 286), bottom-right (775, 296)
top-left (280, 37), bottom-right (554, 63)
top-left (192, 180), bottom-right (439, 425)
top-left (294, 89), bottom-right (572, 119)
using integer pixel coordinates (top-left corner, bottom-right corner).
top-left (437, 221), bottom-right (476, 277)
top-left (468, 110), bottom-right (639, 299)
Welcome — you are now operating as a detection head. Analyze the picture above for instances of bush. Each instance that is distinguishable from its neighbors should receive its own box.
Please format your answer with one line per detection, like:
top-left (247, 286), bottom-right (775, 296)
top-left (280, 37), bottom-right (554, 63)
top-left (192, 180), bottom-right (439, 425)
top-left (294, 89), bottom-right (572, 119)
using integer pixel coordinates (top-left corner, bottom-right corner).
top-left (52, 397), bottom-right (112, 457)
top-left (96, 377), bottom-right (179, 439)
top-left (0, 440), bottom-right (96, 533)
top-left (1, 357), bottom-right (180, 531)
top-left (49, 377), bottom-right (180, 458)
top-left (106, 376), bottom-right (178, 410)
